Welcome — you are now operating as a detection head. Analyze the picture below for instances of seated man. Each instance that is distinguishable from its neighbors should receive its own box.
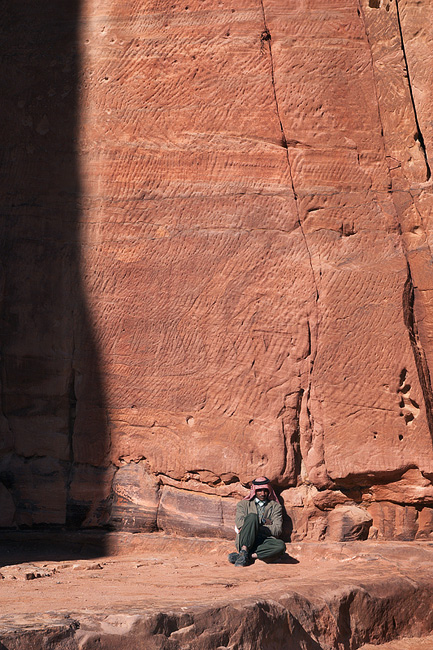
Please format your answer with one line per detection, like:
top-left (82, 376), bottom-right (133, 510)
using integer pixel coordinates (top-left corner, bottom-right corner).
top-left (229, 476), bottom-right (286, 567)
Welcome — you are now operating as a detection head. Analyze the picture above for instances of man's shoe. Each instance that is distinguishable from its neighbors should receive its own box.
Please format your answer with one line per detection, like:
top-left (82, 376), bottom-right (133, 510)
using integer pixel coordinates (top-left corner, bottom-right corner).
top-left (234, 549), bottom-right (250, 567)
top-left (228, 552), bottom-right (239, 564)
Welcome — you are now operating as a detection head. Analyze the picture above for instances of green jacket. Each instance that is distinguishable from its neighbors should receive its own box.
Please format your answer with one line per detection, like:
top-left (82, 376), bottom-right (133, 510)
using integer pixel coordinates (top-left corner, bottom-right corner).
top-left (235, 498), bottom-right (283, 539)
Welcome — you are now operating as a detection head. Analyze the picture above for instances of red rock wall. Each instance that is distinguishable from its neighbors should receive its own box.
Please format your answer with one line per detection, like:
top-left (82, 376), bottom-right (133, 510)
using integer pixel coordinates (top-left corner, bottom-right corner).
top-left (1, 0), bottom-right (433, 541)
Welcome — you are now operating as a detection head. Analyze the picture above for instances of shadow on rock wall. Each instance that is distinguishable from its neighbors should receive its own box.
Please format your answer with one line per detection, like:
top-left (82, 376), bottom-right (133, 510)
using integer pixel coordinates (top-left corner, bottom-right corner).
top-left (0, 1), bottom-right (109, 558)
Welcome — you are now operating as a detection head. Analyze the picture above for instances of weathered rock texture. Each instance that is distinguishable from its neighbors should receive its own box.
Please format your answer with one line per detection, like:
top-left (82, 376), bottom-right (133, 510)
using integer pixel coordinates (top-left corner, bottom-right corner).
top-left (1, 0), bottom-right (433, 539)
top-left (0, 538), bottom-right (433, 650)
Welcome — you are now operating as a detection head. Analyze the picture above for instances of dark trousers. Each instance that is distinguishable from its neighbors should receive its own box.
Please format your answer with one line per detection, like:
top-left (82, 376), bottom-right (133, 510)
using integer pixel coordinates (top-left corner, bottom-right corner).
top-left (237, 513), bottom-right (286, 559)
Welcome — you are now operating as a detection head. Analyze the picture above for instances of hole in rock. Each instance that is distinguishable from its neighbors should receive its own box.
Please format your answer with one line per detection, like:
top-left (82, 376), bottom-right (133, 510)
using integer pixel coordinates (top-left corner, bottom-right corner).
top-left (373, 432), bottom-right (377, 439)
top-left (221, 474), bottom-right (240, 485)
top-left (369, 0), bottom-right (380, 7)
top-left (399, 368), bottom-right (407, 388)
top-left (399, 434), bottom-right (404, 440)
top-left (340, 222), bottom-right (356, 237)
top-left (186, 416), bottom-right (194, 426)
top-left (404, 413), bottom-right (414, 424)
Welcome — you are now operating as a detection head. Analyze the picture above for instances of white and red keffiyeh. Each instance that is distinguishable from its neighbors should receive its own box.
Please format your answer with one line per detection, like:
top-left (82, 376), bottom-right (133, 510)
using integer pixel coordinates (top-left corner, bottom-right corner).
top-left (243, 476), bottom-right (279, 502)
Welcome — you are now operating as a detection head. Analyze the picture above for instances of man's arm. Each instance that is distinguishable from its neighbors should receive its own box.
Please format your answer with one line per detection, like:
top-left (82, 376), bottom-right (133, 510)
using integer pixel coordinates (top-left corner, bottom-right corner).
top-left (235, 500), bottom-right (250, 532)
top-left (262, 501), bottom-right (283, 537)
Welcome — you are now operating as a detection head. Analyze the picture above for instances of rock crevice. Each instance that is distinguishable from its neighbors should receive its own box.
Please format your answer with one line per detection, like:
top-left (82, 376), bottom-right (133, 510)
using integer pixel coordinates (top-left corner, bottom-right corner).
top-left (395, 0), bottom-right (431, 180)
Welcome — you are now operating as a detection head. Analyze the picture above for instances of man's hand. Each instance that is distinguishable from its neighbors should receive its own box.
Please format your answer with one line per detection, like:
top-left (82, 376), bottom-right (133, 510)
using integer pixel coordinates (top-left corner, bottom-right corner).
top-left (263, 518), bottom-right (272, 525)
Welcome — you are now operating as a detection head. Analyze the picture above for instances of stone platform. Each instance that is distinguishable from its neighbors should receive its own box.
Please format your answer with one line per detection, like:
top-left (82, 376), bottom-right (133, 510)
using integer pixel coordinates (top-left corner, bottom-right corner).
top-left (0, 532), bottom-right (433, 649)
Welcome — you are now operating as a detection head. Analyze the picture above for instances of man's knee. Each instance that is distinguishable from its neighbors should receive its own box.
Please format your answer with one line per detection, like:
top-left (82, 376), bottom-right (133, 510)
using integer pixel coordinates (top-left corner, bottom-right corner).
top-left (244, 513), bottom-right (258, 524)
top-left (275, 539), bottom-right (286, 554)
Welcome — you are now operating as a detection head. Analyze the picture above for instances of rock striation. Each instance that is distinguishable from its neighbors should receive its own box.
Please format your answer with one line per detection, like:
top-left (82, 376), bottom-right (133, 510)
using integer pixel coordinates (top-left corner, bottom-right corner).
top-left (1, 0), bottom-right (433, 541)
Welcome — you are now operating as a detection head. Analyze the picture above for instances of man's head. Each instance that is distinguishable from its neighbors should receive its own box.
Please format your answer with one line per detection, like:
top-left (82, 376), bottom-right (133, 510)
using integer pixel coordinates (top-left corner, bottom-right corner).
top-left (255, 487), bottom-right (269, 501)
top-left (244, 476), bottom-right (279, 502)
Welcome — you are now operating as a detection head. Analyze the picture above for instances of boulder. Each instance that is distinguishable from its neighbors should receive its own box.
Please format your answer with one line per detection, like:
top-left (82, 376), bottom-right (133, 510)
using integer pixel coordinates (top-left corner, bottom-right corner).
top-left (326, 505), bottom-right (373, 542)
top-left (110, 462), bottom-right (160, 532)
top-left (367, 502), bottom-right (419, 541)
top-left (157, 486), bottom-right (237, 539)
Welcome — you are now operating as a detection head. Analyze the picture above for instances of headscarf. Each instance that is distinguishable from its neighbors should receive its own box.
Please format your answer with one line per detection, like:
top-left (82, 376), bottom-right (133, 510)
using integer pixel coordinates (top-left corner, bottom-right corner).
top-left (243, 476), bottom-right (279, 502)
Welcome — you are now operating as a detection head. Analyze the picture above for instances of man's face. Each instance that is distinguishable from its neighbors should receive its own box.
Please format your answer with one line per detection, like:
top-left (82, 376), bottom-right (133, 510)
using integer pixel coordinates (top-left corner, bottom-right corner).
top-left (256, 488), bottom-right (269, 501)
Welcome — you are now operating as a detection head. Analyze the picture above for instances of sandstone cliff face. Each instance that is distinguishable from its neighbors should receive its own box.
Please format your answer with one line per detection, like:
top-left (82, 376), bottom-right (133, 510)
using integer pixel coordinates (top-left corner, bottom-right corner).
top-left (1, 0), bottom-right (433, 541)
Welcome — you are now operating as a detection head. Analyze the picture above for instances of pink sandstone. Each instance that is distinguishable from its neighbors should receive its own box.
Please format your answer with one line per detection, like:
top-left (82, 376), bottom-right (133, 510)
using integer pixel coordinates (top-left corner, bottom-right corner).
top-left (1, 0), bottom-right (433, 543)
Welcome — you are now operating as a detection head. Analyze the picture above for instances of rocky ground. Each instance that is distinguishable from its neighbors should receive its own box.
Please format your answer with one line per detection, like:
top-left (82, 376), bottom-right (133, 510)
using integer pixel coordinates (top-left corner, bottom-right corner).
top-left (0, 533), bottom-right (432, 649)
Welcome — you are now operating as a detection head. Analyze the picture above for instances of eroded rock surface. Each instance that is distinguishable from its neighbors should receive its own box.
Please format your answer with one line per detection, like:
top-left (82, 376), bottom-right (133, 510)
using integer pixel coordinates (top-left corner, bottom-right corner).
top-left (1, 0), bottom-right (433, 539)
top-left (0, 537), bottom-right (433, 649)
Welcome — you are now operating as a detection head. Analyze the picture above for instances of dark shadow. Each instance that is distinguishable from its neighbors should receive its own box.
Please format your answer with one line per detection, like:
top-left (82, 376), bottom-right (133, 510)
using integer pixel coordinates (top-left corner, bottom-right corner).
top-left (0, 1), bottom-right (109, 559)
top-left (281, 501), bottom-right (293, 542)
top-left (287, 616), bottom-right (323, 650)
top-left (260, 552), bottom-right (299, 565)
top-left (0, 531), bottom-right (107, 567)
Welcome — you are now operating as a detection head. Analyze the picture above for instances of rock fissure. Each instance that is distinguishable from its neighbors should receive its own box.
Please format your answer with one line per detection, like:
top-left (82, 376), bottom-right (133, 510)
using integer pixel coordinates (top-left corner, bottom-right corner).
top-left (408, 188), bottom-right (433, 263)
top-left (257, 3), bottom-right (325, 494)
top-left (358, 0), bottom-right (433, 456)
top-left (395, 0), bottom-right (431, 181)
top-left (325, 400), bottom-right (399, 414)
top-left (279, 417), bottom-right (289, 483)
top-left (258, 0), bottom-right (320, 304)
top-left (291, 389), bottom-right (304, 486)
top-left (357, 0), bottom-right (388, 162)
top-left (402, 266), bottom-right (433, 445)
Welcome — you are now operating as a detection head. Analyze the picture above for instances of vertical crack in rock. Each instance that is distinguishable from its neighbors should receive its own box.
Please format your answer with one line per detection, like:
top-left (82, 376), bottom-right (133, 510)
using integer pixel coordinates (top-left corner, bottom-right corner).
top-left (280, 417), bottom-right (288, 479)
top-left (403, 266), bottom-right (433, 443)
top-left (395, 0), bottom-right (431, 180)
top-left (155, 478), bottom-right (163, 532)
top-left (259, 0), bottom-right (322, 484)
top-left (409, 189), bottom-right (433, 262)
top-left (359, 0), bottom-right (433, 449)
top-left (356, 1), bottom-right (388, 152)
top-left (291, 388), bottom-right (304, 485)
top-left (258, 0), bottom-right (319, 302)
